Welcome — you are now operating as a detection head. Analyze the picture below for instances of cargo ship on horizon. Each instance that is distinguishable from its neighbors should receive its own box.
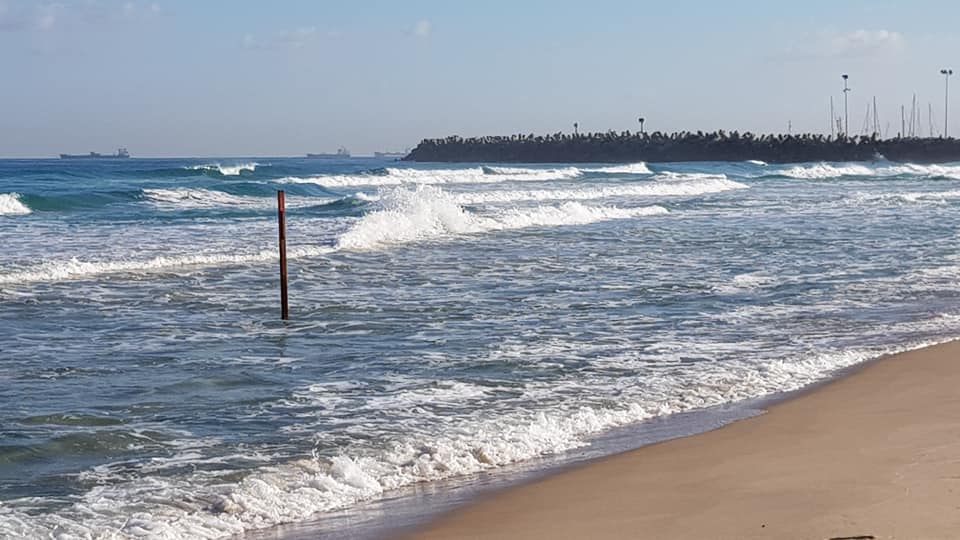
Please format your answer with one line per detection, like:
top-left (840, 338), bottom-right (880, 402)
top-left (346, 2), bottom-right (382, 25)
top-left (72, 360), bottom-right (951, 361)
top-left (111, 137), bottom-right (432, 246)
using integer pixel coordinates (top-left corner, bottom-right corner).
top-left (306, 147), bottom-right (350, 158)
top-left (60, 148), bottom-right (130, 159)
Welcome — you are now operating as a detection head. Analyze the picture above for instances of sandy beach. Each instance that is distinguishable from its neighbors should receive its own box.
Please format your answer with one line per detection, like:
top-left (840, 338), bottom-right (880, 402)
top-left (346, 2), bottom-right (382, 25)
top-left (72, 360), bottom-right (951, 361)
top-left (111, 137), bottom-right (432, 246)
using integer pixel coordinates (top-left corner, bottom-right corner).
top-left (404, 340), bottom-right (960, 540)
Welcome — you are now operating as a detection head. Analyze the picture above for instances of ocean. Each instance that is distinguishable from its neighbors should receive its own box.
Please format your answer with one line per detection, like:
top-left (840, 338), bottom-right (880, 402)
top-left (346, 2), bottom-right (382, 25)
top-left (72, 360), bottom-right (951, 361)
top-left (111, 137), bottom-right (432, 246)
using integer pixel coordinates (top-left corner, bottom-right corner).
top-left (2, 157), bottom-right (960, 538)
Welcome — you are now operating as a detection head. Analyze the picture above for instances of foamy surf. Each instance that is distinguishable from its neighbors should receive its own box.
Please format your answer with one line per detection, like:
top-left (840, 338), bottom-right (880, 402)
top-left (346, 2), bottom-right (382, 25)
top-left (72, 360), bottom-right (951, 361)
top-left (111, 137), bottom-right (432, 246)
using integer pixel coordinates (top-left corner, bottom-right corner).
top-left (453, 176), bottom-right (746, 205)
top-left (0, 193), bottom-right (31, 216)
top-left (585, 162), bottom-right (653, 174)
top-left (143, 188), bottom-right (333, 210)
top-left (847, 189), bottom-right (960, 206)
top-left (0, 245), bottom-right (334, 285)
top-left (336, 185), bottom-right (667, 250)
top-left (0, 337), bottom-right (949, 540)
top-left (188, 162), bottom-right (260, 176)
top-left (775, 161), bottom-right (960, 180)
top-left (283, 166), bottom-right (583, 188)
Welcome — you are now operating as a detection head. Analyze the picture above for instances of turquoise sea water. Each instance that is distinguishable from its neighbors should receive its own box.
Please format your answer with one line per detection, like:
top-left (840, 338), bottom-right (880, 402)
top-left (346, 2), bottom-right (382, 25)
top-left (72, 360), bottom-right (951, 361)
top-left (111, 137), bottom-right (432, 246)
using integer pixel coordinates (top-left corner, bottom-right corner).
top-left (2, 157), bottom-right (960, 538)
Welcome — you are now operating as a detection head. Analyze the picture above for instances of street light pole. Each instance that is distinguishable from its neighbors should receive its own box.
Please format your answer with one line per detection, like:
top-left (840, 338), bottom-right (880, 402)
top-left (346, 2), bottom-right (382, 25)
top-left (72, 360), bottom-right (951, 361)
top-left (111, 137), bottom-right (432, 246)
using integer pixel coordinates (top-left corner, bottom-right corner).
top-left (941, 69), bottom-right (953, 137)
top-left (842, 74), bottom-right (850, 137)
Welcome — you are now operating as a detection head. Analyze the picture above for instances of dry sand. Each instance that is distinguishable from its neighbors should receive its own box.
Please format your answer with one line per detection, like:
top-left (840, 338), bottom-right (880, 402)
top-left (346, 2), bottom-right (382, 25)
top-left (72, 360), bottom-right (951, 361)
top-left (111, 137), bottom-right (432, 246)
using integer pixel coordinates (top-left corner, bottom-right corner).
top-left (404, 340), bottom-right (960, 540)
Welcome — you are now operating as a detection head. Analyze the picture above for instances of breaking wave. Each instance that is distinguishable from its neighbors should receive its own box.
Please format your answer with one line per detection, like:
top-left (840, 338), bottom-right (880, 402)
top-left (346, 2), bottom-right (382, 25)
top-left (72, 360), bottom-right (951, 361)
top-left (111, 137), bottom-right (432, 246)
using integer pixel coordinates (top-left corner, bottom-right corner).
top-left (585, 162), bottom-right (653, 174)
top-left (774, 162), bottom-right (960, 180)
top-left (283, 166), bottom-right (583, 188)
top-left (0, 246), bottom-right (334, 286)
top-left (188, 162), bottom-right (261, 176)
top-left (336, 185), bottom-right (667, 250)
top-left (454, 176), bottom-right (746, 205)
top-left (847, 189), bottom-right (960, 206)
top-left (143, 188), bottom-right (268, 210)
top-left (0, 193), bottom-right (31, 216)
top-left (142, 188), bottom-right (332, 211)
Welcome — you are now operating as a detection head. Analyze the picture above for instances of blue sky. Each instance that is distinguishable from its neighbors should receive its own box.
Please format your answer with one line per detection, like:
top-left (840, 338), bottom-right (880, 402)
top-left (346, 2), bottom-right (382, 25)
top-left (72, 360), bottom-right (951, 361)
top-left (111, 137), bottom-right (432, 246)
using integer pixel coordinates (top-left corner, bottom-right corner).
top-left (1, 0), bottom-right (959, 157)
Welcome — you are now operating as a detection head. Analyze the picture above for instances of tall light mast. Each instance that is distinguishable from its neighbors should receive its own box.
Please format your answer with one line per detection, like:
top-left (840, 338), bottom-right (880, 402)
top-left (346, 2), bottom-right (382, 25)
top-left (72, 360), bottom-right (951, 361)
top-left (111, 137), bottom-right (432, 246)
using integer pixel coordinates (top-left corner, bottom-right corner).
top-left (842, 74), bottom-right (850, 137)
top-left (941, 69), bottom-right (953, 137)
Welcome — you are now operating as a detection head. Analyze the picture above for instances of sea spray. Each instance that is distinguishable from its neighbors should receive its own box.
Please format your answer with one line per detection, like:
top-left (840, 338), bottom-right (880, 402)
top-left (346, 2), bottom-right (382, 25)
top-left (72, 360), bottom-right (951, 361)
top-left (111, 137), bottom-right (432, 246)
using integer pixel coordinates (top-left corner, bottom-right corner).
top-left (0, 193), bottom-right (31, 215)
top-left (336, 185), bottom-right (668, 250)
top-left (188, 162), bottom-right (260, 176)
top-left (452, 176), bottom-right (746, 205)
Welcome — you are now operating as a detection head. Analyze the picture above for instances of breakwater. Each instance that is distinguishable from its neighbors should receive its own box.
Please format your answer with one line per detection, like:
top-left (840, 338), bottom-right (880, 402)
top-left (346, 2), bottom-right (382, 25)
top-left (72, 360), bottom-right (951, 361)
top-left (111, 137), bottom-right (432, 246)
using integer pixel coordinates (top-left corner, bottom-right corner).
top-left (404, 131), bottom-right (960, 163)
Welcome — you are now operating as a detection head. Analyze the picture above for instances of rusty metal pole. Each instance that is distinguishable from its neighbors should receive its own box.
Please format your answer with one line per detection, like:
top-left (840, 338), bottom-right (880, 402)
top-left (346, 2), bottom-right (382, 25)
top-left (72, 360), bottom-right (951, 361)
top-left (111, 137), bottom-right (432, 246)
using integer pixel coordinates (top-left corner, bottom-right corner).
top-left (277, 190), bottom-right (289, 320)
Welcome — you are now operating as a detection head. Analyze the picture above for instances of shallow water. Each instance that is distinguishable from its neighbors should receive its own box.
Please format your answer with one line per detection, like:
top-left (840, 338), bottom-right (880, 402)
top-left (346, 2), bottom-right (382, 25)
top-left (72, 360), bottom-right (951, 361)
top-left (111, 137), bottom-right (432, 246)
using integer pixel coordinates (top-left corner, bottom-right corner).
top-left (2, 157), bottom-right (960, 538)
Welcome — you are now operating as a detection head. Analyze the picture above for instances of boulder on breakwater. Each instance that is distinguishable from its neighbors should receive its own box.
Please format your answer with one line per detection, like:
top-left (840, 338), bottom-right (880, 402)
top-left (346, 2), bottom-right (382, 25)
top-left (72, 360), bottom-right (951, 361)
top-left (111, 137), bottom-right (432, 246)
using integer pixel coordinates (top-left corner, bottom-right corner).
top-left (403, 131), bottom-right (960, 164)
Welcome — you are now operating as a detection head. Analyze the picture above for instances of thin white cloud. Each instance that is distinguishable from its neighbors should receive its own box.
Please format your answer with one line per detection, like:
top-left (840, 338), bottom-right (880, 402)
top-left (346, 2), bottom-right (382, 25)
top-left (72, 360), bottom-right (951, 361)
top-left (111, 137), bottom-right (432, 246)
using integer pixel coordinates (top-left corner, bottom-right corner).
top-left (243, 26), bottom-right (336, 50)
top-left (0, 1), bottom-right (162, 32)
top-left (828, 29), bottom-right (904, 57)
top-left (777, 29), bottom-right (905, 60)
top-left (413, 19), bottom-right (431, 39)
top-left (275, 26), bottom-right (317, 49)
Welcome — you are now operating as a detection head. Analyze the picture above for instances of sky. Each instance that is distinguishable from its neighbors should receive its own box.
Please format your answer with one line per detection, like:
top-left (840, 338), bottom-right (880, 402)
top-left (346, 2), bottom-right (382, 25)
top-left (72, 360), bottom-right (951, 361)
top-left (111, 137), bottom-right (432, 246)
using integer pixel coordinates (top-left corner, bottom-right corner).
top-left (1, 0), bottom-right (959, 157)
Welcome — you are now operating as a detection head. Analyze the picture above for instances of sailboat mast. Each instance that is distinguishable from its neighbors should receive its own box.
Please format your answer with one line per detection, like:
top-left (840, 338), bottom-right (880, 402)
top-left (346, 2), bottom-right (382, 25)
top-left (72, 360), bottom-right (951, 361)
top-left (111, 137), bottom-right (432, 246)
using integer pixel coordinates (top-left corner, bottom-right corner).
top-left (830, 96), bottom-right (835, 137)
top-left (873, 96), bottom-right (879, 136)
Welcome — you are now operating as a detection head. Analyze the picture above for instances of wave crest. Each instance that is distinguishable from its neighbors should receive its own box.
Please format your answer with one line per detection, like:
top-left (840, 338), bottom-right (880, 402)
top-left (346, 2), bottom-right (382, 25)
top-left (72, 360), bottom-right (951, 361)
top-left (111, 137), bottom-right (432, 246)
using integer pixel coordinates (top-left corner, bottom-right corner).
top-left (0, 246), bottom-right (334, 285)
top-left (188, 162), bottom-right (260, 176)
top-left (586, 163), bottom-right (652, 174)
top-left (283, 166), bottom-right (583, 188)
top-left (336, 185), bottom-right (666, 250)
top-left (0, 193), bottom-right (31, 216)
top-left (774, 162), bottom-right (960, 180)
top-left (454, 176), bottom-right (746, 205)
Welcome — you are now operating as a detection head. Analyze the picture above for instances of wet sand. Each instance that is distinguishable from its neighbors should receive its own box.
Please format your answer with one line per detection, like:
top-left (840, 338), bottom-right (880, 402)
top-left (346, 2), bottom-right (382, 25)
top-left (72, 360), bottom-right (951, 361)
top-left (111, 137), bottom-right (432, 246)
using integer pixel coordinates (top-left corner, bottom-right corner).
top-left (404, 340), bottom-right (960, 539)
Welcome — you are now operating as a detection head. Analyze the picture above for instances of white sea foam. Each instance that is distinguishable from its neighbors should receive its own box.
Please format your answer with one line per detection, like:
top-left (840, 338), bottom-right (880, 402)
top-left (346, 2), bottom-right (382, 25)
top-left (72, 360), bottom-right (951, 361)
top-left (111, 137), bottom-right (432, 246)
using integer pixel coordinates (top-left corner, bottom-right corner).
top-left (876, 163), bottom-right (960, 179)
top-left (653, 171), bottom-right (731, 182)
top-left (0, 245), bottom-right (334, 286)
top-left (746, 160), bottom-right (768, 166)
top-left (584, 162), bottom-right (653, 174)
top-left (0, 338), bottom-right (950, 540)
top-left (776, 162), bottom-right (960, 180)
top-left (0, 185), bottom-right (670, 283)
top-left (777, 163), bottom-right (876, 179)
top-left (0, 193), bottom-right (31, 216)
top-left (336, 185), bottom-right (667, 250)
top-left (713, 273), bottom-right (778, 295)
top-left (144, 188), bottom-right (264, 210)
top-left (189, 162), bottom-right (260, 176)
top-left (282, 166), bottom-right (584, 188)
top-left (143, 188), bottom-right (331, 210)
top-left (847, 189), bottom-right (960, 206)
top-left (455, 176), bottom-right (746, 205)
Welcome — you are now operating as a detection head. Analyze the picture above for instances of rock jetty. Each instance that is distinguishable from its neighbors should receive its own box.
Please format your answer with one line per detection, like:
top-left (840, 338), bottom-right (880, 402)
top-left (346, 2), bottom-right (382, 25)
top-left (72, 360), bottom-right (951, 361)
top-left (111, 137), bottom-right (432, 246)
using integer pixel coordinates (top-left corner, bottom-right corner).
top-left (404, 131), bottom-right (960, 163)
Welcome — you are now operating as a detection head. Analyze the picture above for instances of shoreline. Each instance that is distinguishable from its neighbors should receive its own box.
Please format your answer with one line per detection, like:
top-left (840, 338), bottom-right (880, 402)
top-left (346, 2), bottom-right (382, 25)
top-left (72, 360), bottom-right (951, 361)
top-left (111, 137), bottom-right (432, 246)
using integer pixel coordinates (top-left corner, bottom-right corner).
top-left (248, 339), bottom-right (956, 540)
top-left (402, 339), bottom-right (960, 539)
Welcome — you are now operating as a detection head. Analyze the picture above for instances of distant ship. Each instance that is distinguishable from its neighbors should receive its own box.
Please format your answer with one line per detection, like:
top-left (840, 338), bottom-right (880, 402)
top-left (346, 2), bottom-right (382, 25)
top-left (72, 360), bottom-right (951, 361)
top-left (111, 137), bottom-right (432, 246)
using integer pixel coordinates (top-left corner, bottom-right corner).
top-left (306, 147), bottom-right (350, 158)
top-left (60, 148), bottom-right (130, 159)
top-left (374, 151), bottom-right (407, 159)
